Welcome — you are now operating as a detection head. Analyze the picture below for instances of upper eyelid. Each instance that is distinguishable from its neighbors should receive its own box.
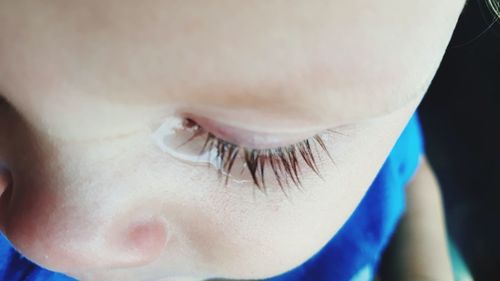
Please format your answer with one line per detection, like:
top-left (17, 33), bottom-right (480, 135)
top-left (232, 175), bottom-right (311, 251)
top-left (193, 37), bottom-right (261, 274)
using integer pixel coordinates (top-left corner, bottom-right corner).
top-left (184, 119), bottom-right (335, 191)
top-left (183, 115), bottom-right (322, 150)
top-left (177, 104), bottom-right (330, 134)
top-left (150, 115), bottom-right (337, 192)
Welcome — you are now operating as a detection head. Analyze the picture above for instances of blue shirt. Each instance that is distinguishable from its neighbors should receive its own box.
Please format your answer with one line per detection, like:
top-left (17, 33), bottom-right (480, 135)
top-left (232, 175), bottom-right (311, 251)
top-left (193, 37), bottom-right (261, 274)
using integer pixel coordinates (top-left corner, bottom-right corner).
top-left (0, 115), bottom-right (424, 281)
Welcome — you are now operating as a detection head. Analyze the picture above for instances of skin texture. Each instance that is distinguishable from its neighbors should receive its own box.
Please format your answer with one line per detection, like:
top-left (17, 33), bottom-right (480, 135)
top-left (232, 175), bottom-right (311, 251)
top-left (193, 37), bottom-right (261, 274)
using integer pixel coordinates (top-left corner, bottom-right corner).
top-left (0, 1), bottom-right (465, 281)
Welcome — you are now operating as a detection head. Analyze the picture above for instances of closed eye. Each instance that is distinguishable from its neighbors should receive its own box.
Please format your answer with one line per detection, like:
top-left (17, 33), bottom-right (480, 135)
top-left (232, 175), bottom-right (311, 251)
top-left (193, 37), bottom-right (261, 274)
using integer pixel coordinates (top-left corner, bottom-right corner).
top-left (199, 130), bottom-right (332, 192)
top-left (177, 118), bottom-right (336, 194)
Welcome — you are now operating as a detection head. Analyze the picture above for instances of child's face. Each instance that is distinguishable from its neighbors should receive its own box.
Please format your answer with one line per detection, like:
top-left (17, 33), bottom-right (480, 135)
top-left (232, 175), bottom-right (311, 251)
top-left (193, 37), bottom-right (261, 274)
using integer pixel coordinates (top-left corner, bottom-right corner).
top-left (0, 1), bottom-right (464, 281)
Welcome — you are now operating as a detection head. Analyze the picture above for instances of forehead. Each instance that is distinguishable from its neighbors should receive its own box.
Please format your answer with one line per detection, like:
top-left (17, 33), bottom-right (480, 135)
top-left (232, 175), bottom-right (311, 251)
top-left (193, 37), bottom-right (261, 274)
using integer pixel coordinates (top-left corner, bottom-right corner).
top-left (0, 1), bottom-right (463, 129)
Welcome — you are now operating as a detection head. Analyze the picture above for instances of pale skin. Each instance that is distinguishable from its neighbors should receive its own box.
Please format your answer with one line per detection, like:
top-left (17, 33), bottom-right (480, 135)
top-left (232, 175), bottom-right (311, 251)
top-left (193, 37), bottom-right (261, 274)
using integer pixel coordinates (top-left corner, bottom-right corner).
top-left (0, 1), bottom-right (464, 281)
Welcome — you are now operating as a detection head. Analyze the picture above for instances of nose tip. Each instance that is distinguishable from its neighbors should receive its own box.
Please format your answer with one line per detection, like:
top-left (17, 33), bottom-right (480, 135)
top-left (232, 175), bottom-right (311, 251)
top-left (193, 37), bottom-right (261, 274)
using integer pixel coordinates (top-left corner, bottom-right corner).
top-left (115, 217), bottom-right (168, 267)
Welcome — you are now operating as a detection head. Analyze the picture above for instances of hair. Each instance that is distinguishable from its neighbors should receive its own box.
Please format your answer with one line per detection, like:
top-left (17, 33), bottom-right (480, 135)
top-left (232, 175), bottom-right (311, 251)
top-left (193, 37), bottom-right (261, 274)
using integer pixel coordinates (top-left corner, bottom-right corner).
top-left (488, 0), bottom-right (500, 18)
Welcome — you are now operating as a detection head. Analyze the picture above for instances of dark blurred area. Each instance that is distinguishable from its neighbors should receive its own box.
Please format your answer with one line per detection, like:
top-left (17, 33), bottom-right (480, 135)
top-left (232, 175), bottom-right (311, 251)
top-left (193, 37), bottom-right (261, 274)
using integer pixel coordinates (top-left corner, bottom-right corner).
top-left (419, 0), bottom-right (500, 280)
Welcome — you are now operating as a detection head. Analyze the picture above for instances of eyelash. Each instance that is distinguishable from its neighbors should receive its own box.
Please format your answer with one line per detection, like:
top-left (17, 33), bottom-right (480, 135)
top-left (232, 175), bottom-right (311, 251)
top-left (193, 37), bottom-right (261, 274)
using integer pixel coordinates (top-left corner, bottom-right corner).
top-left (183, 119), bottom-right (334, 193)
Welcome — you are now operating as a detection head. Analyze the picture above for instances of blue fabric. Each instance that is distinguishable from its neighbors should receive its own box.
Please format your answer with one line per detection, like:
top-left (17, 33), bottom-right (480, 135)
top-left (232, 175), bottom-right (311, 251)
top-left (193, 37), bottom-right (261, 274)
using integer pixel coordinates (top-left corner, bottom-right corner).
top-left (0, 115), bottom-right (424, 281)
top-left (0, 234), bottom-right (77, 281)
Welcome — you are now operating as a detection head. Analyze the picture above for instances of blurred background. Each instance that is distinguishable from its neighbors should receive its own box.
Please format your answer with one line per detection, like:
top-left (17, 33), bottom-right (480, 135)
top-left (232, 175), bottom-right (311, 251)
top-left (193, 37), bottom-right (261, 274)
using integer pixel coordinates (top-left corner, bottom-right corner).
top-left (418, 0), bottom-right (500, 280)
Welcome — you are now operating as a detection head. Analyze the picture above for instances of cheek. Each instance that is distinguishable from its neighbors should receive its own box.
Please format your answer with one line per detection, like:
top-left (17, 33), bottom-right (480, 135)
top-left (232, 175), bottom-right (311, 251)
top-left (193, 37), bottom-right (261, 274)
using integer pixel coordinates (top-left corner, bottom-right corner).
top-left (194, 176), bottom-right (367, 279)
top-left (2, 164), bottom-right (363, 280)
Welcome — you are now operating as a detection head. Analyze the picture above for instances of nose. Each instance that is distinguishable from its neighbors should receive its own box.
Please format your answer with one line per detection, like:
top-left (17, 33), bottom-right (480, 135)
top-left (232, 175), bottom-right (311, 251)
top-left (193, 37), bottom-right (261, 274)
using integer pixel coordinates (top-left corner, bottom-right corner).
top-left (3, 181), bottom-right (169, 272)
top-left (57, 213), bottom-right (170, 270)
top-left (10, 210), bottom-right (169, 272)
